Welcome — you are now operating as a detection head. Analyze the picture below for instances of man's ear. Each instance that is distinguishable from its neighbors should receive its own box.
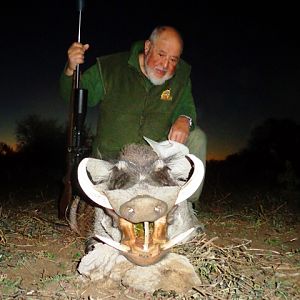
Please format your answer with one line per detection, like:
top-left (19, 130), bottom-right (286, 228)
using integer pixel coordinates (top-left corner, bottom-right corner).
top-left (144, 40), bottom-right (151, 55)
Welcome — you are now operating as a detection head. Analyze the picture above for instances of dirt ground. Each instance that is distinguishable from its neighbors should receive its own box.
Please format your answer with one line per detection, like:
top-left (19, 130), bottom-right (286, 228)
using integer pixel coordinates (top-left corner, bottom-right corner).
top-left (0, 191), bottom-right (299, 300)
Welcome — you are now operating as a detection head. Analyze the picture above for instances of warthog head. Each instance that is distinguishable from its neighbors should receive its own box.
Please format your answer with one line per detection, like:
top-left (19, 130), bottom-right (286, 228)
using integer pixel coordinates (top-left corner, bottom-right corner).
top-left (77, 137), bottom-right (204, 265)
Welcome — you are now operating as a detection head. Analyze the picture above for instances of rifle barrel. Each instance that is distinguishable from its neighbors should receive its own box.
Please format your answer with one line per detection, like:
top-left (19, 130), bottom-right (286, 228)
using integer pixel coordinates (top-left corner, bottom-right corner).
top-left (59, 0), bottom-right (88, 219)
top-left (75, 9), bottom-right (82, 89)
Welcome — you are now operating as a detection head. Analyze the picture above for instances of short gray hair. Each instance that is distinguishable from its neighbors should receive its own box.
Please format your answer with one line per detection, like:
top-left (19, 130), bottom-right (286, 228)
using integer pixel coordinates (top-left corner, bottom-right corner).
top-left (148, 26), bottom-right (184, 50)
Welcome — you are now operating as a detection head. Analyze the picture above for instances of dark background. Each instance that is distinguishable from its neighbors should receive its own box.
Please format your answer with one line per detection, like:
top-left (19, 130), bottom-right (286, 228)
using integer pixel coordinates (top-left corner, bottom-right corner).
top-left (0, 2), bottom-right (299, 160)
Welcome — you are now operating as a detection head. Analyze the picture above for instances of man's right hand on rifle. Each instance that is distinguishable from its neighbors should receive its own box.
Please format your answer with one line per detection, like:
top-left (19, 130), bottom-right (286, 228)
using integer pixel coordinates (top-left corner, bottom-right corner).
top-left (65, 42), bottom-right (90, 76)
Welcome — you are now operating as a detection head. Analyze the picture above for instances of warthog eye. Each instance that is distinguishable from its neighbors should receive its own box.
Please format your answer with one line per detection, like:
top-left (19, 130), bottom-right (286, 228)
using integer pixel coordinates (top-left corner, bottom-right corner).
top-left (108, 164), bottom-right (139, 190)
top-left (108, 166), bottom-right (131, 190)
top-left (150, 166), bottom-right (177, 186)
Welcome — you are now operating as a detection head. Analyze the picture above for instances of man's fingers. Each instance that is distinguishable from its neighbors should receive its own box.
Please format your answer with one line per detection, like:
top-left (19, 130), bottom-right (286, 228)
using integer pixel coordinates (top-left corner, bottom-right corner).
top-left (83, 44), bottom-right (90, 51)
top-left (168, 130), bottom-right (187, 144)
top-left (68, 43), bottom-right (89, 68)
top-left (65, 42), bottom-right (89, 75)
top-left (168, 128), bottom-right (173, 140)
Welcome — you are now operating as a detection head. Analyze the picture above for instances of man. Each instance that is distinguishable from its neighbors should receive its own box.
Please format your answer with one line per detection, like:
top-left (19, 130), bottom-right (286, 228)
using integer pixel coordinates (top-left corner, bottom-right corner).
top-left (60, 25), bottom-right (206, 205)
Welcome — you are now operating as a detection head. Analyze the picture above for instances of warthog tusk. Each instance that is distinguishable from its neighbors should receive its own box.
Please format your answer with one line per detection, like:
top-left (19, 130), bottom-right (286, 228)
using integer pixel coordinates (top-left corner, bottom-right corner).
top-left (94, 234), bottom-right (130, 252)
top-left (77, 158), bottom-right (113, 209)
top-left (176, 154), bottom-right (205, 204)
top-left (143, 221), bottom-right (149, 252)
top-left (161, 227), bottom-right (195, 250)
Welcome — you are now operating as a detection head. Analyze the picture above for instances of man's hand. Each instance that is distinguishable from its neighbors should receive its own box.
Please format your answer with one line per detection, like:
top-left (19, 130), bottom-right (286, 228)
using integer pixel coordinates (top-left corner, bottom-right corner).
top-left (65, 42), bottom-right (90, 76)
top-left (168, 116), bottom-right (191, 144)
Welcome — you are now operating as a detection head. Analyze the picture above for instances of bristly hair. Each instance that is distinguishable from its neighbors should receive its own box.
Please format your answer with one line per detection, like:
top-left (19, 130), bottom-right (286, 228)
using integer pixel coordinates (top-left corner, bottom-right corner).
top-left (119, 144), bottom-right (158, 167)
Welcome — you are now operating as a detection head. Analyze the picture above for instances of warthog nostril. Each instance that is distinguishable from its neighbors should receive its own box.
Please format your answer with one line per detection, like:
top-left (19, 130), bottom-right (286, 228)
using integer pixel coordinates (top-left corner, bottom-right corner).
top-left (154, 206), bottom-right (162, 213)
top-left (128, 207), bottom-right (134, 214)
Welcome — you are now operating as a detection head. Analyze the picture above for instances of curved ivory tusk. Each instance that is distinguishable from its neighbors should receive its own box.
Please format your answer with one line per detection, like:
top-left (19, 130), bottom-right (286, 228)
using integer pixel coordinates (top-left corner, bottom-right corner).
top-left (161, 227), bottom-right (195, 250)
top-left (175, 154), bottom-right (205, 204)
top-left (77, 158), bottom-right (113, 209)
top-left (94, 234), bottom-right (130, 252)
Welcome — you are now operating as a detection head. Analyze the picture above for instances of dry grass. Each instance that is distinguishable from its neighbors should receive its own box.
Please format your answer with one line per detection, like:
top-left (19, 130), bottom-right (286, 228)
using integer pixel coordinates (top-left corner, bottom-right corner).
top-left (0, 197), bottom-right (299, 299)
top-left (172, 233), bottom-right (300, 299)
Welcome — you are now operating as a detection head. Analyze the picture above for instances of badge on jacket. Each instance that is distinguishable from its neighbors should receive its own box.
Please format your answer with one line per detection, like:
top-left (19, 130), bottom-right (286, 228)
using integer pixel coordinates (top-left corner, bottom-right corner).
top-left (160, 88), bottom-right (172, 101)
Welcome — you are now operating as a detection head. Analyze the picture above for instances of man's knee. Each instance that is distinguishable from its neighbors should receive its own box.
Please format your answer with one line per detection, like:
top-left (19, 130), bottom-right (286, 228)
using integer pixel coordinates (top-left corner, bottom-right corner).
top-left (185, 126), bottom-right (207, 205)
top-left (186, 126), bottom-right (207, 165)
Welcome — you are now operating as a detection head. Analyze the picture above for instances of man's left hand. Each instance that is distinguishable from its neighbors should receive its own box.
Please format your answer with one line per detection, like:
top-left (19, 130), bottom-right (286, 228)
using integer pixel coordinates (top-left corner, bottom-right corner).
top-left (168, 116), bottom-right (190, 144)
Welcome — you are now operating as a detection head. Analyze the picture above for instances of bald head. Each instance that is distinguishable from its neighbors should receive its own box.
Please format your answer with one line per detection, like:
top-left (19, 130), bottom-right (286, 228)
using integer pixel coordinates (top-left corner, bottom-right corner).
top-left (149, 26), bottom-right (183, 55)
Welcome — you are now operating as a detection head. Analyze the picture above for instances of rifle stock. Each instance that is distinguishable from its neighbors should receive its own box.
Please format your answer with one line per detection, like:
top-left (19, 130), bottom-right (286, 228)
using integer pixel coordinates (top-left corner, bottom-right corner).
top-left (59, 158), bottom-right (73, 219)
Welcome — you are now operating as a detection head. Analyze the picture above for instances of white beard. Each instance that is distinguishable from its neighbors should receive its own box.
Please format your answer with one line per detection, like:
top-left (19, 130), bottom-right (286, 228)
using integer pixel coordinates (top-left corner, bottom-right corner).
top-left (144, 60), bottom-right (173, 86)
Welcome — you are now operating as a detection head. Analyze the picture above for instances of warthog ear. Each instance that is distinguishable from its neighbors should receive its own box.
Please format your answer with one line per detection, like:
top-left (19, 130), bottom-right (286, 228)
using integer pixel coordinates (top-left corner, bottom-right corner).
top-left (144, 137), bottom-right (205, 203)
top-left (144, 137), bottom-right (192, 184)
top-left (77, 158), bottom-right (113, 209)
top-left (144, 136), bottom-right (189, 159)
top-left (144, 137), bottom-right (191, 182)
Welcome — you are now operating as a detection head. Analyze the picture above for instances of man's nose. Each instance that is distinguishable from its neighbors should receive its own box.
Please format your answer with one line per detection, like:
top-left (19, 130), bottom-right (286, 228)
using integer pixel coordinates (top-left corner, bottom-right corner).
top-left (162, 57), bottom-right (169, 68)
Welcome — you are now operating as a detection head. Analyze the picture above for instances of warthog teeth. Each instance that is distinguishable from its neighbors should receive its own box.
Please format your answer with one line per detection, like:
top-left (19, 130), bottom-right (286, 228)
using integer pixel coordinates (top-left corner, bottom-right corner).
top-left (95, 227), bottom-right (195, 254)
top-left (94, 235), bottom-right (130, 252)
top-left (161, 227), bottom-right (195, 250)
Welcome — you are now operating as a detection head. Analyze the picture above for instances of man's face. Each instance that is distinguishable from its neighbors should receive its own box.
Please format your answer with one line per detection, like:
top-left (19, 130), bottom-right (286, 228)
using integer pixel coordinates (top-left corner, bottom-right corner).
top-left (144, 36), bottom-right (181, 86)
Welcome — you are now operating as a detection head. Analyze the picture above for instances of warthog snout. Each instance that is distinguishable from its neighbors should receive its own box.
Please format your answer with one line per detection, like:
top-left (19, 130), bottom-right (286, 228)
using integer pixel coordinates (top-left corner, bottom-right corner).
top-left (119, 196), bottom-right (168, 223)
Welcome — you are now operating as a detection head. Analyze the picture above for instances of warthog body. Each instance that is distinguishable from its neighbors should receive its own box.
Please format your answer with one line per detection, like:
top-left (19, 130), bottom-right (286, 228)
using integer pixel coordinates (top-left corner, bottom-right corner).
top-left (68, 137), bottom-right (204, 265)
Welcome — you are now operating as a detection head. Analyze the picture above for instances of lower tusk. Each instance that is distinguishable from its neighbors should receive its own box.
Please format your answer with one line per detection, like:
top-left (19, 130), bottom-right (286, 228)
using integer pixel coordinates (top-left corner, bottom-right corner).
top-left (95, 234), bottom-right (130, 252)
top-left (143, 222), bottom-right (149, 252)
top-left (161, 227), bottom-right (195, 250)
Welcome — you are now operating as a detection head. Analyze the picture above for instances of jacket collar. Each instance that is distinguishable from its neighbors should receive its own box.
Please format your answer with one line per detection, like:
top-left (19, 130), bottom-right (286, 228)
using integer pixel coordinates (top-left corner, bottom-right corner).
top-left (128, 40), bottom-right (144, 71)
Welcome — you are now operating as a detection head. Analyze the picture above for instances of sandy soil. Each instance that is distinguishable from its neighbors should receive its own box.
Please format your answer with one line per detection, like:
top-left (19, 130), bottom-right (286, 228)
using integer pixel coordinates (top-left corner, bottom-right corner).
top-left (0, 195), bottom-right (299, 299)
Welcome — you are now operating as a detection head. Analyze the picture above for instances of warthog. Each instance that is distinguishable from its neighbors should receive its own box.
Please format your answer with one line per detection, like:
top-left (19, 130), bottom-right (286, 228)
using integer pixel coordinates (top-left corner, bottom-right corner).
top-left (68, 137), bottom-right (205, 266)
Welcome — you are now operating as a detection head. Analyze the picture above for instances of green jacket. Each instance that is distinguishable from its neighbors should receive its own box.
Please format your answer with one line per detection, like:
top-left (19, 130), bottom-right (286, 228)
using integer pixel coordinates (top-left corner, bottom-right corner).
top-left (60, 41), bottom-right (197, 159)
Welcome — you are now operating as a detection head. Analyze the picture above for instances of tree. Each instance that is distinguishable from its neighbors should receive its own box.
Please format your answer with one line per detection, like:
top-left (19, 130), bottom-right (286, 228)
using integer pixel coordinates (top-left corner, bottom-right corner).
top-left (16, 114), bottom-right (65, 154)
top-left (0, 142), bottom-right (14, 156)
top-left (245, 118), bottom-right (300, 173)
top-left (15, 114), bottom-right (67, 182)
top-left (248, 119), bottom-right (299, 156)
top-left (224, 118), bottom-right (300, 187)
top-left (0, 142), bottom-right (15, 183)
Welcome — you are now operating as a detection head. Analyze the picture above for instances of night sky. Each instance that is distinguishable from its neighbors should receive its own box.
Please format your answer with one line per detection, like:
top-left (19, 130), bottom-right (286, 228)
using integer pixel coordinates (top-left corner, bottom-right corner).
top-left (1, 3), bottom-right (299, 160)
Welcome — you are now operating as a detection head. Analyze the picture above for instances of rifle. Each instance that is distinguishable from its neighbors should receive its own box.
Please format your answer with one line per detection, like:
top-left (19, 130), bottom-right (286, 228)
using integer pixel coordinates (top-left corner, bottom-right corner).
top-left (59, 0), bottom-right (88, 219)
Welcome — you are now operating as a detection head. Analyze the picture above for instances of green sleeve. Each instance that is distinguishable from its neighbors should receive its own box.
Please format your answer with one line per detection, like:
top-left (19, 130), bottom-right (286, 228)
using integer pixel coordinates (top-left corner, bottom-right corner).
top-left (59, 68), bottom-right (73, 103)
top-left (171, 79), bottom-right (197, 130)
top-left (59, 63), bottom-right (104, 107)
